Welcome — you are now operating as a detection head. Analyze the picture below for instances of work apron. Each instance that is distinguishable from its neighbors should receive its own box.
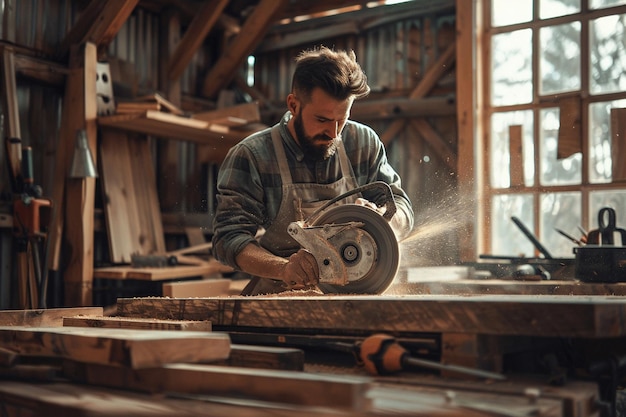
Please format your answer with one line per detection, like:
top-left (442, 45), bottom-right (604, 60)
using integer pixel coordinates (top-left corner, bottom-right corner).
top-left (240, 124), bottom-right (360, 295)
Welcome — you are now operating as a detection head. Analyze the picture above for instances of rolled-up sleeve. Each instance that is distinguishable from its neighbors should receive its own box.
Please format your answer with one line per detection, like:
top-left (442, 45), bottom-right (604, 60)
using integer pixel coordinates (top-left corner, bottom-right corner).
top-left (211, 143), bottom-right (266, 269)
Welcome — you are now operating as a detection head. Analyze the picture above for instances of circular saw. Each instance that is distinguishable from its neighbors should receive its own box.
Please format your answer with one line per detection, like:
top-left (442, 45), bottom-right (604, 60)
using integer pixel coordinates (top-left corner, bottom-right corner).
top-left (287, 183), bottom-right (400, 294)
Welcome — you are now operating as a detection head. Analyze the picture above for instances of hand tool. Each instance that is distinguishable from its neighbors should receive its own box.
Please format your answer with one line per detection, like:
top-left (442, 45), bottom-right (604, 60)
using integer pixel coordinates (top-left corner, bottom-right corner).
top-left (287, 181), bottom-right (399, 294)
top-left (511, 216), bottom-right (553, 259)
top-left (554, 228), bottom-right (583, 246)
top-left (351, 333), bottom-right (506, 381)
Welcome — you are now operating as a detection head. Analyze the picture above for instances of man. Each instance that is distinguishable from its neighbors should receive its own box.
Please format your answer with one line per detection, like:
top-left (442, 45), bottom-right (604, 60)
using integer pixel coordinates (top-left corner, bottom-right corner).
top-left (212, 47), bottom-right (414, 295)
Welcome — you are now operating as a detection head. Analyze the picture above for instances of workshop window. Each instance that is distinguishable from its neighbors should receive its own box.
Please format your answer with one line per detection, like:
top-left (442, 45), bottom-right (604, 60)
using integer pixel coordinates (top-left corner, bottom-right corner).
top-left (484, 0), bottom-right (626, 259)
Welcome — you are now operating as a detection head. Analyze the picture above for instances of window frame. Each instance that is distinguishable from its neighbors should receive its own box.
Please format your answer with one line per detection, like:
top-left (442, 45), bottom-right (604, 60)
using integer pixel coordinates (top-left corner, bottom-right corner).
top-left (475, 0), bottom-right (626, 258)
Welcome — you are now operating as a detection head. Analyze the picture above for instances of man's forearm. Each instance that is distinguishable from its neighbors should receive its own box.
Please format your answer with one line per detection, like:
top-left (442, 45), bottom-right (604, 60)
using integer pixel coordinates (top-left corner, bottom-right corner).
top-left (235, 243), bottom-right (289, 281)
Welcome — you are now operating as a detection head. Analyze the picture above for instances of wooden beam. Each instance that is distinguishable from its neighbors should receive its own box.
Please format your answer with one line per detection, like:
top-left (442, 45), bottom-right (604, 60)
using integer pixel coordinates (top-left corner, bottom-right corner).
top-left (202, 0), bottom-right (287, 98)
top-left (0, 326), bottom-right (230, 369)
top-left (58, 0), bottom-right (139, 59)
top-left (409, 118), bottom-right (457, 172)
top-left (118, 295), bottom-right (626, 338)
top-left (63, 361), bottom-right (372, 410)
top-left (61, 43), bottom-right (98, 307)
top-left (63, 315), bottom-right (212, 331)
top-left (455, 0), bottom-right (478, 263)
top-left (352, 95), bottom-right (456, 121)
top-left (380, 42), bottom-right (456, 145)
top-left (168, 0), bottom-right (230, 80)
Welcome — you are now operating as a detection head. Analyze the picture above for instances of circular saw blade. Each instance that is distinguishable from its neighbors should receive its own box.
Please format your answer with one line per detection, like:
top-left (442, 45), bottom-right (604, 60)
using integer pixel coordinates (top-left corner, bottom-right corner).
top-left (310, 204), bottom-right (399, 294)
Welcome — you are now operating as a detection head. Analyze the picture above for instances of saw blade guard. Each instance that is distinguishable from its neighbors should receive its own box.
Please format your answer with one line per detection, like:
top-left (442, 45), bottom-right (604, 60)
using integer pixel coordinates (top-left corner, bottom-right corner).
top-left (305, 204), bottom-right (400, 294)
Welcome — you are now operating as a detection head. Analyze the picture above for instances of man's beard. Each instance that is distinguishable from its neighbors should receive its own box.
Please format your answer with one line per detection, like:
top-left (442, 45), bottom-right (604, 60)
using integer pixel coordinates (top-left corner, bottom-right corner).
top-left (293, 112), bottom-right (338, 161)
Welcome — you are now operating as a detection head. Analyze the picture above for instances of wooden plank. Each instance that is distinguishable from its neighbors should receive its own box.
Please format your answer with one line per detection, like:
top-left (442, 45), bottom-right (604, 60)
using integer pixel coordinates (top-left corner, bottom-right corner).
top-left (162, 279), bottom-right (231, 297)
top-left (219, 344), bottom-right (304, 371)
top-left (192, 101), bottom-right (261, 124)
top-left (63, 361), bottom-right (372, 410)
top-left (61, 316), bottom-right (304, 371)
top-left (557, 96), bottom-right (582, 159)
top-left (0, 381), bottom-right (485, 417)
top-left (98, 110), bottom-right (244, 147)
top-left (0, 307), bottom-right (103, 327)
top-left (62, 315), bottom-right (212, 331)
top-left (127, 134), bottom-right (167, 254)
top-left (610, 107), bottom-right (626, 181)
top-left (168, 0), bottom-right (230, 80)
top-left (94, 262), bottom-right (231, 281)
top-left (202, 0), bottom-right (287, 98)
top-left (509, 124), bottom-right (524, 187)
top-left (0, 326), bottom-right (230, 369)
top-left (99, 130), bottom-right (165, 263)
top-left (390, 279), bottom-right (626, 297)
top-left (117, 295), bottom-right (626, 338)
top-left (99, 129), bottom-right (143, 263)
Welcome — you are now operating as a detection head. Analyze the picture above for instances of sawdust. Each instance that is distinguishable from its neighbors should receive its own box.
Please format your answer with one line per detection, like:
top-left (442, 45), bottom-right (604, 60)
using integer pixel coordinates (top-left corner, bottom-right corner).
top-left (259, 288), bottom-right (328, 297)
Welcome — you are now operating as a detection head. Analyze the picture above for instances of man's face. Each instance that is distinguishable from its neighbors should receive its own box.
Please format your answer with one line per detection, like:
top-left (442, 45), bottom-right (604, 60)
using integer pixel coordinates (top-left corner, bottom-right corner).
top-left (289, 88), bottom-right (353, 161)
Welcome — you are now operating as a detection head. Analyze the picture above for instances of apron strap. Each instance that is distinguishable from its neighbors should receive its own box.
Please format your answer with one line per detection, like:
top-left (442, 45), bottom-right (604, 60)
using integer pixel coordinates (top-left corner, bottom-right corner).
top-left (271, 124), bottom-right (293, 185)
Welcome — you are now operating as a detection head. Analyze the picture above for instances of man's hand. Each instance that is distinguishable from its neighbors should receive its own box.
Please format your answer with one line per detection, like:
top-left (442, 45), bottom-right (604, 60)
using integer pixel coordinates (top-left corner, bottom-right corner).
top-left (355, 197), bottom-right (387, 215)
top-left (281, 249), bottom-right (320, 290)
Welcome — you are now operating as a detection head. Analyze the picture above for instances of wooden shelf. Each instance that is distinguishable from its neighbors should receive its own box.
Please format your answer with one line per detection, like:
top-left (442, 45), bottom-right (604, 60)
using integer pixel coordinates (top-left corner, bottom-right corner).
top-left (97, 110), bottom-right (246, 147)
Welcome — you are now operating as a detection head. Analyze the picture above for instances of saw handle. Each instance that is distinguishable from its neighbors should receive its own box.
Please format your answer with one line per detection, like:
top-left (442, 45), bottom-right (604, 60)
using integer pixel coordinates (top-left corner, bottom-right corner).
top-left (305, 181), bottom-right (397, 225)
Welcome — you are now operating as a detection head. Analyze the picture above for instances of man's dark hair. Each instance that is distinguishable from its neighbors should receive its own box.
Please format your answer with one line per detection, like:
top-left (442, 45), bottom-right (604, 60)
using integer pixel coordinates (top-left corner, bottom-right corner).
top-left (291, 46), bottom-right (370, 102)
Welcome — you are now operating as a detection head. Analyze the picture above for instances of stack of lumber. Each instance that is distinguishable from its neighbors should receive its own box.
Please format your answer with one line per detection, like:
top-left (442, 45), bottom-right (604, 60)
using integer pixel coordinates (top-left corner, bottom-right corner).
top-left (0, 305), bottom-right (601, 416)
top-left (94, 99), bottom-right (265, 289)
top-left (116, 93), bottom-right (184, 115)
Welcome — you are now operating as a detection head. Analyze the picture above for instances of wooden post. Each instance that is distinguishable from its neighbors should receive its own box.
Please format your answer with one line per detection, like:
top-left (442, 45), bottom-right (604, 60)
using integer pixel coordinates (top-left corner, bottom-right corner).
top-left (52, 43), bottom-right (98, 306)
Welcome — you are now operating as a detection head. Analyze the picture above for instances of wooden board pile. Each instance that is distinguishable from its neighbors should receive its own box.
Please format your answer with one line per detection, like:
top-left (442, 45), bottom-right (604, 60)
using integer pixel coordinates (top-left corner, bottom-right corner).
top-left (0, 304), bottom-right (603, 417)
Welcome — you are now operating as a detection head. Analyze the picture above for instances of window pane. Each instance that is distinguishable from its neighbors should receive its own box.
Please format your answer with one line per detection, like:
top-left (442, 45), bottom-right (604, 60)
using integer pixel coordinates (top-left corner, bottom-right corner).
top-left (539, 108), bottom-right (582, 185)
top-left (492, 29), bottom-right (533, 105)
top-left (491, 194), bottom-right (535, 257)
top-left (540, 22), bottom-right (581, 94)
top-left (588, 99), bottom-right (626, 183)
top-left (590, 14), bottom-right (626, 94)
top-left (492, 0), bottom-right (533, 26)
top-left (491, 110), bottom-right (535, 188)
top-left (540, 0), bottom-right (581, 19)
top-left (589, 191), bottom-right (626, 236)
top-left (539, 192), bottom-right (581, 258)
top-left (590, 0), bottom-right (626, 9)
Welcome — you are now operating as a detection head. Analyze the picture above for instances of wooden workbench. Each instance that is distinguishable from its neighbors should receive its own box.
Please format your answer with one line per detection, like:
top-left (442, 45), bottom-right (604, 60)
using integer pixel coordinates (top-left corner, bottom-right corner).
top-left (0, 305), bottom-right (604, 417)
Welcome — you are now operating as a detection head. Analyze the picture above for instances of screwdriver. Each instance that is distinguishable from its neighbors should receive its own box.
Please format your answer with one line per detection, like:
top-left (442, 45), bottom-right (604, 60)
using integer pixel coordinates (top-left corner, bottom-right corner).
top-left (339, 333), bottom-right (506, 381)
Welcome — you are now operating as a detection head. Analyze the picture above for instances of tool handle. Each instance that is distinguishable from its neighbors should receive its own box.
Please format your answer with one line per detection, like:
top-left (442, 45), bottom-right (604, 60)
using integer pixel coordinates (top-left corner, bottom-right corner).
top-left (304, 181), bottom-right (397, 225)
